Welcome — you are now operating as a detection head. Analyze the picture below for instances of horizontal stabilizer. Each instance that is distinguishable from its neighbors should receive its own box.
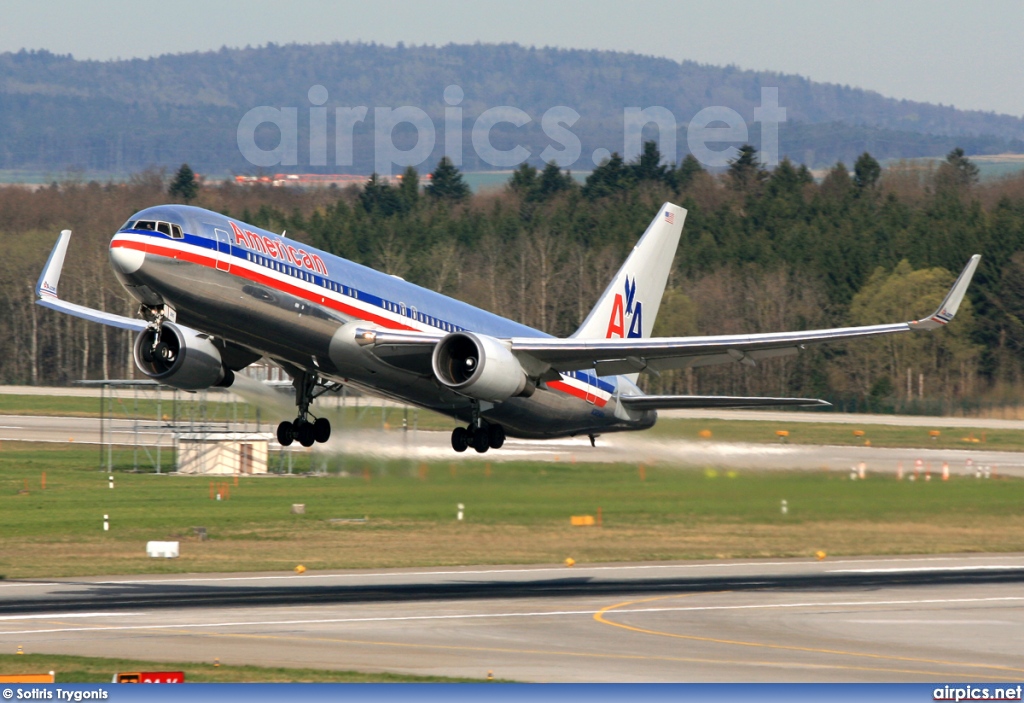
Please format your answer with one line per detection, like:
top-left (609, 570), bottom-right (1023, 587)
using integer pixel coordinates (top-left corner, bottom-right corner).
top-left (618, 395), bottom-right (831, 410)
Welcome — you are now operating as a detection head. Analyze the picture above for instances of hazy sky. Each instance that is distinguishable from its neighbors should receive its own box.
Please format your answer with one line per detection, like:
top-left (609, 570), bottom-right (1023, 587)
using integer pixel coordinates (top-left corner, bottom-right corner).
top-left (4, 0), bottom-right (1022, 116)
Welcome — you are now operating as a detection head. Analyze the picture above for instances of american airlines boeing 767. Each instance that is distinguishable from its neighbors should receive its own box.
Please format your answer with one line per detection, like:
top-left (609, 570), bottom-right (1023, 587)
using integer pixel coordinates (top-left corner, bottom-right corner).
top-left (36, 202), bottom-right (979, 453)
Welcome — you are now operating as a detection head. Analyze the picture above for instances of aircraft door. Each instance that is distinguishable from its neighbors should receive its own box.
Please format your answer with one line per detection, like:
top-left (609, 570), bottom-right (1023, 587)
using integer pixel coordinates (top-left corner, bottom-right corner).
top-left (214, 229), bottom-right (231, 272)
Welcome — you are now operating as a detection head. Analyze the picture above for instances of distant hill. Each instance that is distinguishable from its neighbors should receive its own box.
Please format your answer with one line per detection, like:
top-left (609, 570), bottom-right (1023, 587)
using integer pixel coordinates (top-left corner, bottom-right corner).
top-left (1, 42), bottom-right (1022, 176)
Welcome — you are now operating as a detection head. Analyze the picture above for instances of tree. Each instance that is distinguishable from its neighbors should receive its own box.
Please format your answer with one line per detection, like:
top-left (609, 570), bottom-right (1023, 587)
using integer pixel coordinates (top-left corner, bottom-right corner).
top-left (937, 146), bottom-right (983, 191)
top-left (536, 161), bottom-right (575, 199)
top-left (631, 140), bottom-right (668, 183)
top-left (853, 152), bottom-right (881, 190)
top-left (509, 163), bottom-right (539, 196)
top-left (726, 145), bottom-right (765, 191)
top-left (426, 157), bottom-right (469, 202)
top-left (168, 164), bottom-right (199, 202)
top-left (359, 173), bottom-right (402, 216)
top-left (674, 154), bottom-right (704, 192)
top-left (582, 152), bottom-right (635, 199)
top-left (398, 165), bottom-right (420, 210)
top-left (840, 260), bottom-right (980, 401)
top-left (819, 162), bottom-right (852, 201)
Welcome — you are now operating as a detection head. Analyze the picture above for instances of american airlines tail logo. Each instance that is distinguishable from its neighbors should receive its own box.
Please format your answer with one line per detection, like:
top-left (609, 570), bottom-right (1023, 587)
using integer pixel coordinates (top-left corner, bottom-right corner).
top-left (605, 275), bottom-right (643, 339)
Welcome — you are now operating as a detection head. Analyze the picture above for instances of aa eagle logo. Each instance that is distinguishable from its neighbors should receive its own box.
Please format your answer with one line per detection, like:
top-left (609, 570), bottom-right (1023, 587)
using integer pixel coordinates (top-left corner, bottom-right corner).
top-left (605, 275), bottom-right (643, 339)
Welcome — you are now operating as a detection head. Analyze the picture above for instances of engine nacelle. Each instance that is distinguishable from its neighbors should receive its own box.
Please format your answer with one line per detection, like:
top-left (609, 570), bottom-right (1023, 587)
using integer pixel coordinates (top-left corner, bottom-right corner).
top-left (431, 332), bottom-right (533, 403)
top-left (133, 322), bottom-right (233, 391)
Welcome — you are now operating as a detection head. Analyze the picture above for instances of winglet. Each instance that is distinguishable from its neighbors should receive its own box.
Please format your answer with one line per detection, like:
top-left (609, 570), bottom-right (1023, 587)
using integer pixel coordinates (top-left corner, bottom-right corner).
top-left (36, 229), bottom-right (72, 300)
top-left (910, 254), bottom-right (981, 331)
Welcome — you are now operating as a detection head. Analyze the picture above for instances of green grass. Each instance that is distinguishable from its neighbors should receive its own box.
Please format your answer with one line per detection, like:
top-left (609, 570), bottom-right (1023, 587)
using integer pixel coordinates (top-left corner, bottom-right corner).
top-left (0, 654), bottom-right (485, 683)
top-left (1, 443), bottom-right (1024, 578)
top-left (651, 417), bottom-right (1024, 451)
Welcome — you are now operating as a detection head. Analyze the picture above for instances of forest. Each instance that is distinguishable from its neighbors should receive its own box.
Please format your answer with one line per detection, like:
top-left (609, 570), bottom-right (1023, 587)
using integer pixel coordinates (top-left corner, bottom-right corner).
top-left (1, 42), bottom-right (1023, 175)
top-left (2, 144), bottom-right (1024, 415)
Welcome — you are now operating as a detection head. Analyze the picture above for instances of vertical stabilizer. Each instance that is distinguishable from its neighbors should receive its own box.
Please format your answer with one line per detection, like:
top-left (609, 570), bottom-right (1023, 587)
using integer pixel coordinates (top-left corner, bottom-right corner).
top-left (573, 203), bottom-right (686, 344)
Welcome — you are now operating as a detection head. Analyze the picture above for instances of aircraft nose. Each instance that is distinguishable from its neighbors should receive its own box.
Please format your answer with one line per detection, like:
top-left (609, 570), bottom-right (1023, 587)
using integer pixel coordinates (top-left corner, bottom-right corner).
top-left (109, 241), bottom-right (145, 275)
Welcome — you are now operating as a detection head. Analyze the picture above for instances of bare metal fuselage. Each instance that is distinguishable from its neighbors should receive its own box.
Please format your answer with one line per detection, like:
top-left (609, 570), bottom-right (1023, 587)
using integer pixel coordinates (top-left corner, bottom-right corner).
top-left (116, 236), bottom-right (655, 440)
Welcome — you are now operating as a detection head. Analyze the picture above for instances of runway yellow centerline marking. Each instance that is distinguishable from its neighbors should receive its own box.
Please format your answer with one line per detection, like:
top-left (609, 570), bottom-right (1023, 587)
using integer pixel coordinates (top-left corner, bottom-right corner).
top-left (593, 593), bottom-right (1024, 678)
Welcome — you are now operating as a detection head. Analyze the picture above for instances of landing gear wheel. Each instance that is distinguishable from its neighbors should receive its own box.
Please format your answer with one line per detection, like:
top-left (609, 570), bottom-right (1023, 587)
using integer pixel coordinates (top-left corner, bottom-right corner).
top-left (471, 427), bottom-right (490, 454)
top-left (297, 422), bottom-right (316, 447)
top-left (313, 417), bottom-right (331, 443)
top-left (277, 421), bottom-right (294, 447)
top-left (451, 427), bottom-right (469, 453)
top-left (487, 424), bottom-right (505, 449)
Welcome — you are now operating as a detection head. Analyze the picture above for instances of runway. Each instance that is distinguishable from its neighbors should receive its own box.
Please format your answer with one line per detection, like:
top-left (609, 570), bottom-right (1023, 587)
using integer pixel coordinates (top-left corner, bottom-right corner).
top-left (4, 414), bottom-right (1024, 476)
top-left (1, 555), bottom-right (1023, 682)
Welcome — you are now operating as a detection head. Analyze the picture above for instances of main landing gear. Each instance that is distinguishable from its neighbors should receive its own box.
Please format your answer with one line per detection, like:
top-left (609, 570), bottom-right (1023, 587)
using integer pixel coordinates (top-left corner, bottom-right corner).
top-left (450, 400), bottom-right (506, 453)
top-left (451, 420), bottom-right (505, 454)
top-left (277, 371), bottom-right (340, 448)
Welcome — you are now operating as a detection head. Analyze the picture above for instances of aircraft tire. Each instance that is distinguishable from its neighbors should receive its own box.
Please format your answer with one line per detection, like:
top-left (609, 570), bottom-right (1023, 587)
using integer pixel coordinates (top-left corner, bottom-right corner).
top-left (313, 417), bottom-right (331, 443)
top-left (451, 427), bottom-right (469, 452)
top-left (277, 421), bottom-right (294, 447)
top-left (471, 428), bottom-right (490, 453)
top-left (297, 422), bottom-right (316, 447)
top-left (487, 424), bottom-right (505, 449)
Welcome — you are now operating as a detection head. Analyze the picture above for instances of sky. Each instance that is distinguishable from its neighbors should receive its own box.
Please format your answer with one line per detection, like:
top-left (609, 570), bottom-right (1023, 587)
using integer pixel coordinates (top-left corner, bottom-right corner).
top-left (3, 0), bottom-right (1023, 116)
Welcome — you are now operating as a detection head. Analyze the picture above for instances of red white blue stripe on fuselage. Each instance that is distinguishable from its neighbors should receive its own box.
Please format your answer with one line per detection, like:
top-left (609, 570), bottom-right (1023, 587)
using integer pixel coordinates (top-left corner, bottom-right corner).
top-left (109, 218), bottom-right (619, 408)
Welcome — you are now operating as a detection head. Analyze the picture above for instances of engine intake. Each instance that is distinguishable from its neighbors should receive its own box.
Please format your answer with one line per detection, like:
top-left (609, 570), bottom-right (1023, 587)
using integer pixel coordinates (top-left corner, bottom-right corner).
top-left (431, 332), bottom-right (533, 403)
top-left (133, 322), bottom-right (233, 391)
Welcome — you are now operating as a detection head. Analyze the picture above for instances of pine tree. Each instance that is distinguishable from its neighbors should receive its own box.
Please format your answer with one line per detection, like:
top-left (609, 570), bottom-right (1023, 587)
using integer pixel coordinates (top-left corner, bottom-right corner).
top-left (398, 165), bottom-right (420, 210)
top-left (674, 154), bottom-right (704, 191)
top-left (631, 140), bottom-right (668, 183)
top-left (582, 152), bottom-right (635, 199)
top-left (168, 163), bottom-right (199, 202)
top-left (853, 152), bottom-right (881, 190)
top-left (537, 161), bottom-right (574, 199)
top-left (426, 157), bottom-right (469, 202)
top-left (509, 162), bottom-right (539, 196)
top-left (726, 145), bottom-right (765, 191)
top-left (945, 147), bottom-right (980, 187)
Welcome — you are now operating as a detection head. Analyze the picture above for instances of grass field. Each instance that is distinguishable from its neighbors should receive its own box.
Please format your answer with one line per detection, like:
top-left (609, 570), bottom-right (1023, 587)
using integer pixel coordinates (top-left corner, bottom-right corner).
top-left (1, 442), bottom-right (1023, 579)
top-left (0, 654), bottom-right (483, 682)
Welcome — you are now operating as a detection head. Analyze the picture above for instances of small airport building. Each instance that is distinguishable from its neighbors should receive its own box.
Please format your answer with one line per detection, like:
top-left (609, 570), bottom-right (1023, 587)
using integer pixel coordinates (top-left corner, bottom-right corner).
top-left (175, 432), bottom-right (273, 475)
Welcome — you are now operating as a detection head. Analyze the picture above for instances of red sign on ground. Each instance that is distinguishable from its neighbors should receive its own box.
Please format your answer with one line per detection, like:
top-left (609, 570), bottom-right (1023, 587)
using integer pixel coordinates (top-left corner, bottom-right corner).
top-left (114, 671), bottom-right (185, 683)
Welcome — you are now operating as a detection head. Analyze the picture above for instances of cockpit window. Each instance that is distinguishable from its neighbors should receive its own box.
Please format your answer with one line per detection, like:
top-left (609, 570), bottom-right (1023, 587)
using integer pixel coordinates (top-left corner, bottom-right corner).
top-left (171, 224), bottom-right (183, 239)
top-left (134, 220), bottom-right (157, 231)
top-left (157, 222), bottom-right (172, 236)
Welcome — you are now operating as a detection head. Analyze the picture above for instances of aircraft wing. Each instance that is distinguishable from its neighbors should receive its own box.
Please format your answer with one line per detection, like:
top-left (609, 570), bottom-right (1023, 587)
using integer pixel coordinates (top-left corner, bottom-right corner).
top-left (357, 254), bottom-right (980, 378)
top-left (36, 230), bottom-right (148, 332)
top-left (508, 254), bottom-right (980, 375)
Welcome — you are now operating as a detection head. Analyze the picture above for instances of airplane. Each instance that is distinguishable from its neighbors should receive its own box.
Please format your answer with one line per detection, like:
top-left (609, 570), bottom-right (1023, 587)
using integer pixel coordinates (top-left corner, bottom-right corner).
top-left (35, 201), bottom-right (980, 453)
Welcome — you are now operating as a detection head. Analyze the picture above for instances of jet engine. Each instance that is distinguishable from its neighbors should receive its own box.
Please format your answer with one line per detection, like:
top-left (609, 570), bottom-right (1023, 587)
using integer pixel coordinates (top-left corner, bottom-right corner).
top-left (431, 332), bottom-right (534, 403)
top-left (133, 322), bottom-right (234, 391)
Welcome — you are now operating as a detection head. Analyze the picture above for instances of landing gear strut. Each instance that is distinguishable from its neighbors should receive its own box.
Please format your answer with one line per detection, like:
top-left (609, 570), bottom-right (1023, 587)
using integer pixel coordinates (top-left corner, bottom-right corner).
top-left (276, 370), bottom-right (339, 448)
top-left (450, 403), bottom-right (505, 453)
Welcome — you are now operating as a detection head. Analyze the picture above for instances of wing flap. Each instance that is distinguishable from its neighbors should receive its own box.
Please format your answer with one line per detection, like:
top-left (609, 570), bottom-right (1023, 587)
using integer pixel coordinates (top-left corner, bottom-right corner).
top-left (618, 395), bottom-right (831, 410)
